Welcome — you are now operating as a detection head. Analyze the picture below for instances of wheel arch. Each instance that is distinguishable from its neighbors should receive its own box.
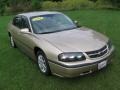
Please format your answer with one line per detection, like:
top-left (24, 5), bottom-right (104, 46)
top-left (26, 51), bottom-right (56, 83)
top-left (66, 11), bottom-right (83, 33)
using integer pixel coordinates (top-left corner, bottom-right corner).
top-left (34, 46), bottom-right (51, 75)
top-left (8, 32), bottom-right (11, 37)
top-left (34, 47), bottom-right (46, 57)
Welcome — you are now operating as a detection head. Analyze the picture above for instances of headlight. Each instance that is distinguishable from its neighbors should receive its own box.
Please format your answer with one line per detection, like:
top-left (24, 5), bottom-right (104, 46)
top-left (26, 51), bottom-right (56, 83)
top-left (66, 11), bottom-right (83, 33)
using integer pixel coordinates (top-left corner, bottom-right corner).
top-left (107, 40), bottom-right (112, 50)
top-left (58, 52), bottom-right (86, 62)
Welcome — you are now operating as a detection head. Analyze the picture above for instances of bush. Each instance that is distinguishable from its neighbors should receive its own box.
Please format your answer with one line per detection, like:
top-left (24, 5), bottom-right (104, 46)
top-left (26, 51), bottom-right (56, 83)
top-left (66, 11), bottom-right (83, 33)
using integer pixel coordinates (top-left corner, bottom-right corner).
top-left (42, 0), bottom-right (95, 10)
top-left (0, 0), bottom-right (6, 15)
top-left (4, 0), bottom-right (43, 14)
top-left (31, 0), bottom-right (43, 10)
top-left (0, 0), bottom-right (120, 16)
top-left (95, 0), bottom-right (114, 9)
top-left (42, 1), bottom-right (59, 10)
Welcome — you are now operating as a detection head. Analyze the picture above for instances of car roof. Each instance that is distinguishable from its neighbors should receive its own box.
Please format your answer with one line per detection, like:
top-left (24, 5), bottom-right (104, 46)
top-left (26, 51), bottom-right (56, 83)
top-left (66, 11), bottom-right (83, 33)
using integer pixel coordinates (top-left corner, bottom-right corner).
top-left (18, 11), bottom-right (62, 18)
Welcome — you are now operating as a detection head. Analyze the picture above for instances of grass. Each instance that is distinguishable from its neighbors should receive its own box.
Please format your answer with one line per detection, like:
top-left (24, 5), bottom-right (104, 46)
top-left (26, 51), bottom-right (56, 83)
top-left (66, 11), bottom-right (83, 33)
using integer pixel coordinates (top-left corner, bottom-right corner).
top-left (0, 10), bottom-right (120, 90)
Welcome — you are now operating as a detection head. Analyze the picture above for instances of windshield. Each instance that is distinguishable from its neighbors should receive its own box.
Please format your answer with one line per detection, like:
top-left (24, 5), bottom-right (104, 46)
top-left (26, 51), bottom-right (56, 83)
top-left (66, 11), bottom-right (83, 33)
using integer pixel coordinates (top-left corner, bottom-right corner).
top-left (30, 14), bottom-right (77, 34)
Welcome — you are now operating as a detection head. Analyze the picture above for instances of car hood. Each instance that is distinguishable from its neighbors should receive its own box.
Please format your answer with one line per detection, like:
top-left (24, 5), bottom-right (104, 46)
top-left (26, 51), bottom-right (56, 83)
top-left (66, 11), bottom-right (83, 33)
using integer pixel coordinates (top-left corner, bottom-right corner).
top-left (37, 27), bottom-right (108, 52)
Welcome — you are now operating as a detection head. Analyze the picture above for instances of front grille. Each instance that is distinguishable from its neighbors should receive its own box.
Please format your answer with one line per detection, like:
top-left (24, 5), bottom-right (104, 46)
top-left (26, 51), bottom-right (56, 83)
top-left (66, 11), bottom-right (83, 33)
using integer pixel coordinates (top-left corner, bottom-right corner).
top-left (86, 45), bottom-right (108, 58)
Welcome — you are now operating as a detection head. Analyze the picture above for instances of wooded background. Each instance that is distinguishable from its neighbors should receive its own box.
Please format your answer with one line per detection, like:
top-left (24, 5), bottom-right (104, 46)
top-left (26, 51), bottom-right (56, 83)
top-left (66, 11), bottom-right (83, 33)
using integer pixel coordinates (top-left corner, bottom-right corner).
top-left (0, 0), bottom-right (120, 15)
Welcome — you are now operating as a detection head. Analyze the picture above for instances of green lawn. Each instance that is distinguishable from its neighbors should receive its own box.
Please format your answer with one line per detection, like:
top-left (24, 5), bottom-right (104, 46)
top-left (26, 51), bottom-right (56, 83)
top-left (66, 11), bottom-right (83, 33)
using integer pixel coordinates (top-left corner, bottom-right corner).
top-left (0, 10), bottom-right (120, 90)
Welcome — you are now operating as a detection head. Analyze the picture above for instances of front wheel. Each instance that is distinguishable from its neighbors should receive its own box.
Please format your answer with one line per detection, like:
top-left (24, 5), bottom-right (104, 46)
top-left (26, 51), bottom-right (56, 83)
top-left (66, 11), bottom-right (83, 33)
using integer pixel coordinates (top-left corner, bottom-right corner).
top-left (37, 51), bottom-right (51, 75)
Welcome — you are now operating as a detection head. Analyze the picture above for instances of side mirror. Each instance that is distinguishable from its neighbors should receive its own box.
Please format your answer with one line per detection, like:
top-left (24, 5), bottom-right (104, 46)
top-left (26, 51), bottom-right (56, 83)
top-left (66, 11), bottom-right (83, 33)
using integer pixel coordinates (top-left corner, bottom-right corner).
top-left (74, 20), bottom-right (81, 27)
top-left (74, 20), bottom-right (78, 24)
top-left (20, 28), bottom-right (29, 34)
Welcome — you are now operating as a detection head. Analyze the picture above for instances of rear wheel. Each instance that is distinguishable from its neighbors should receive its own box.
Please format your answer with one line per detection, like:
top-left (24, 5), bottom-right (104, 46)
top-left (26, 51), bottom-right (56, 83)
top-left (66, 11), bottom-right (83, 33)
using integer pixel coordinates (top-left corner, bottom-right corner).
top-left (36, 51), bottom-right (51, 75)
top-left (10, 35), bottom-right (16, 48)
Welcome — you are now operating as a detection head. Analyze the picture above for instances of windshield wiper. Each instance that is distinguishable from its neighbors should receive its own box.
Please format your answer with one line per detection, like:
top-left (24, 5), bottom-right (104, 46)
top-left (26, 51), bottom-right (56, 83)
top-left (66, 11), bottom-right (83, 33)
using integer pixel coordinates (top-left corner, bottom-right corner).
top-left (61, 27), bottom-right (77, 31)
top-left (38, 27), bottom-right (78, 34)
top-left (40, 31), bottom-right (56, 34)
top-left (38, 30), bottom-right (61, 34)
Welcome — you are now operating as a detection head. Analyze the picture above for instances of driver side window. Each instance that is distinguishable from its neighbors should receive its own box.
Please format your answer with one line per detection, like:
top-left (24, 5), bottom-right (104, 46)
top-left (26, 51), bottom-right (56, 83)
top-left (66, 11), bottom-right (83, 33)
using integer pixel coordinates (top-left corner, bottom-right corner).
top-left (13, 17), bottom-right (22, 29)
top-left (13, 16), bottom-right (30, 32)
top-left (21, 17), bottom-right (31, 32)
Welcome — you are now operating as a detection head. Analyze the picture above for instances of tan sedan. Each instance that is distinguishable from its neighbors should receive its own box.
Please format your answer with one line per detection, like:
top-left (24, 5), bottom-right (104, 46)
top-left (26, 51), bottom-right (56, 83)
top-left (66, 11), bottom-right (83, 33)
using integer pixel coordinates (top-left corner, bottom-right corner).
top-left (8, 11), bottom-right (115, 77)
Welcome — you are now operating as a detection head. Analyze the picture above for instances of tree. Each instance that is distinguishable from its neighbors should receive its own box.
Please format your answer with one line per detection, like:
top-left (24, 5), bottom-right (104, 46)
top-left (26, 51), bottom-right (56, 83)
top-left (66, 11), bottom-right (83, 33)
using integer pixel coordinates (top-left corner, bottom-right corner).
top-left (102, 0), bottom-right (120, 7)
top-left (31, 0), bottom-right (43, 10)
top-left (7, 0), bottom-right (25, 13)
top-left (52, 0), bottom-right (63, 2)
top-left (89, 0), bottom-right (98, 2)
top-left (110, 0), bottom-right (120, 7)
top-left (0, 0), bottom-right (8, 15)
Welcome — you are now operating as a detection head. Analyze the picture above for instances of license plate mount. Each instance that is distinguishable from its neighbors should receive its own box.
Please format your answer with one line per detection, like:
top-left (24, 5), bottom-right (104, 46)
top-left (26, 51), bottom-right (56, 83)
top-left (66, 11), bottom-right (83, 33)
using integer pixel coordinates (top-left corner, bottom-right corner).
top-left (98, 60), bottom-right (107, 70)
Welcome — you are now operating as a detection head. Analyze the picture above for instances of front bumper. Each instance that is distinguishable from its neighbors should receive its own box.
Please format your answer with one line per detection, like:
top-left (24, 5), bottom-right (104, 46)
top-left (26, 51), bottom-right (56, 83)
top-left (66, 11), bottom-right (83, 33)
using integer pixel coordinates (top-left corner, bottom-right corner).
top-left (48, 46), bottom-right (115, 77)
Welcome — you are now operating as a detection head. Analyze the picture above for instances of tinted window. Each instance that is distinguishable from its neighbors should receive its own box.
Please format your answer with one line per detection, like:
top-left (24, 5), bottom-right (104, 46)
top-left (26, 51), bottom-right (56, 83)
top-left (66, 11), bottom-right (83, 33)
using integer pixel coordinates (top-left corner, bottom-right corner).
top-left (13, 17), bottom-right (22, 29)
top-left (21, 17), bottom-right (30, 29)
top-left (13, 16), bottom-right (30, 31)
top-left (30, 14), bottom-right (77, 34)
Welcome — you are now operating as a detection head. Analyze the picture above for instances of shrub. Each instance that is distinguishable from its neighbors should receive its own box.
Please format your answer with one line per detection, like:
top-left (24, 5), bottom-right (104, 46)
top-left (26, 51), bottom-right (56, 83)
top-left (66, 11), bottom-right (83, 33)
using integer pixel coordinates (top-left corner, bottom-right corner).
top-left (42, 0), bottom-right (95, 10)
top-left (0, 0), bottom-right (119, 16)
top-left (95, 0), bottom-right (114, 9)
top-left (0, 0), bottom-right (6, 15)
top-left (42, 1), bottom-right (58, 10)
top-left (31, 0), bottom-right (43, 10)
top-left (4, 0), bottom-right (43, 14)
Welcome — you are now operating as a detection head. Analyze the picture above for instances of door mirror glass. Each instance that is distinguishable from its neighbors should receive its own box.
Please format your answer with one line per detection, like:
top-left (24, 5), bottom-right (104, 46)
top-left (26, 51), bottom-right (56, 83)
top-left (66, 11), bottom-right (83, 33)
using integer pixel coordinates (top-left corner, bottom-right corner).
top-left (74, 20), bottom-right (78, 24)
top-left (21, 28), bottom-right (29, 33)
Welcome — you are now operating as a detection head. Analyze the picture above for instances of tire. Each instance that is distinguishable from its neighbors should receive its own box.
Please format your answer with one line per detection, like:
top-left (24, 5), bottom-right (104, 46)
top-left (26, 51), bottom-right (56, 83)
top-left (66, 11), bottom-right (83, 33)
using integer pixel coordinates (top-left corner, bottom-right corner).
top-left (36, 51), bottom-right (51, 75)
top-left (10, 35), bottom-right (16, 48)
